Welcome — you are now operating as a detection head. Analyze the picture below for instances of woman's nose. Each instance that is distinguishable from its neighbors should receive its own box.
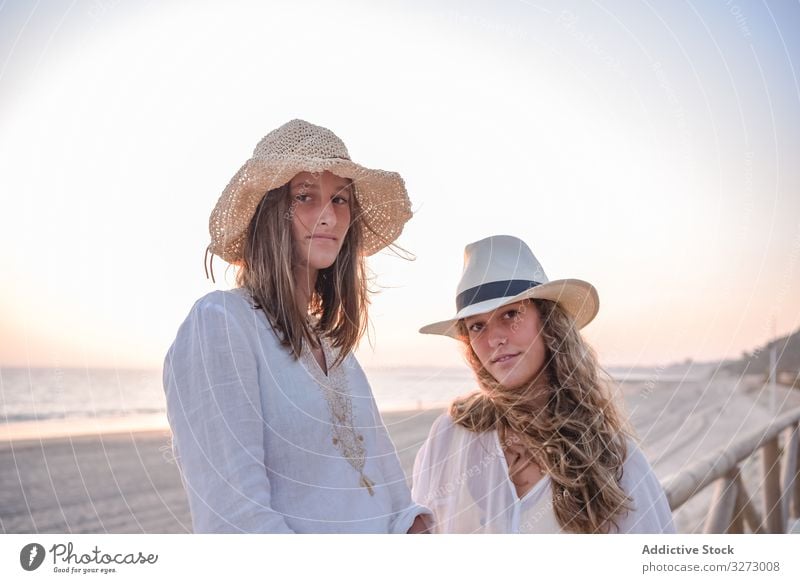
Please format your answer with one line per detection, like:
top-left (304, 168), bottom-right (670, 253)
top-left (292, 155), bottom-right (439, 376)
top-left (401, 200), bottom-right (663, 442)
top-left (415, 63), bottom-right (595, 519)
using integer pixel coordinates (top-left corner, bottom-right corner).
top-left (316, 199), bottom-right (336, 228)
top-left (487, 329), bottom-right (507, 348)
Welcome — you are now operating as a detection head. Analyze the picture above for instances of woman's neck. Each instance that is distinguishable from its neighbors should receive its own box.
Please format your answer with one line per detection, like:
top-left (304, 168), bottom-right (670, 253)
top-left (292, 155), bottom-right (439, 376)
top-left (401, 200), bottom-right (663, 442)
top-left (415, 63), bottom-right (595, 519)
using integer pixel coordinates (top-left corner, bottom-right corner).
top-left (293, 265), bottom-right (318, 313)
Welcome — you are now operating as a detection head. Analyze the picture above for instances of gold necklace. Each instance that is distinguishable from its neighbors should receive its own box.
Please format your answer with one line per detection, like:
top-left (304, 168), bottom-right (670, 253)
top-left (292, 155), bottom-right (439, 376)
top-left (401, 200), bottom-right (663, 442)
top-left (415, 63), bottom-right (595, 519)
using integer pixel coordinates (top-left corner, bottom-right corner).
top-left (300, 332), bottom-right (375, 496)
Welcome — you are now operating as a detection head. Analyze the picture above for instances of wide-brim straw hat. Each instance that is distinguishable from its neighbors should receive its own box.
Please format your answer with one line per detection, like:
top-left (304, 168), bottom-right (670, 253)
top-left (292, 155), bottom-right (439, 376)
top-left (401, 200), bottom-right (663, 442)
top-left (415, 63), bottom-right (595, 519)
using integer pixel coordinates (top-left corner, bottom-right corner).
top-left (420, 235), bottom-right (599, 339)
top-left (208, 119), bottom-right (413, 264)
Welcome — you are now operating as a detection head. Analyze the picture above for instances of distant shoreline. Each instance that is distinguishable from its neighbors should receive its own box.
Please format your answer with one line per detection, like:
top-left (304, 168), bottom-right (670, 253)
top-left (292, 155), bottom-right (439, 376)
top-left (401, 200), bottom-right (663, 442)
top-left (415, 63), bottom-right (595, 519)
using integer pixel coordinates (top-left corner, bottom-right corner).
top-left (0, 405), bottom-right (449, 445)
top-left (0, 413), bottom-right (171, 444)
top-left (0, 370), bottom-right (720, 443)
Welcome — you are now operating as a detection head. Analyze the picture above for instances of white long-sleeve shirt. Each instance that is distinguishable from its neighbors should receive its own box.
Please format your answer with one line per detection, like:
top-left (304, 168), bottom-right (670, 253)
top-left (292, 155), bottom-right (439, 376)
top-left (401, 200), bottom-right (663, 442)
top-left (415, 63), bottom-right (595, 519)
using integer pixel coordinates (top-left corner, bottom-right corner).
top-left (163, 287), bottom-right (430, 533)
top-left (412, 413), bottom-right (675, 533)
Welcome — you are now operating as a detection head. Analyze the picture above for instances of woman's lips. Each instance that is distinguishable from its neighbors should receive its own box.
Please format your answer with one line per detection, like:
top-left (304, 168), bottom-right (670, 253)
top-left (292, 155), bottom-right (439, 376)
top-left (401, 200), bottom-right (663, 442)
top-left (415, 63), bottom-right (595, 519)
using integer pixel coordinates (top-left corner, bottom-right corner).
top-left (492, 353), bottom-right (520, 365)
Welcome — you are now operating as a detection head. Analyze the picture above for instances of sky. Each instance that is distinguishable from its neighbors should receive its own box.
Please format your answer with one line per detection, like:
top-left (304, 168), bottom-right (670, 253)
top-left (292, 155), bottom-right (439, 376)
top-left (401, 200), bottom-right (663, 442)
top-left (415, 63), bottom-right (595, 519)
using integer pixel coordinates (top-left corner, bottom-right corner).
top-left (0, 0), bottom-right (798, 370)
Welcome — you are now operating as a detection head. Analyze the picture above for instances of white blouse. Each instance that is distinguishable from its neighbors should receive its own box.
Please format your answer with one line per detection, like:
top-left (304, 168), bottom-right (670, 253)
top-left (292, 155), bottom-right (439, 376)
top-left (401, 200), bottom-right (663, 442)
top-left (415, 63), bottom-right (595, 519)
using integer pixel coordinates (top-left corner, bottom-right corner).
top-left (163, 287), bottom-right (430, 533)
top-left (412, 413), bottom-right (675, 533)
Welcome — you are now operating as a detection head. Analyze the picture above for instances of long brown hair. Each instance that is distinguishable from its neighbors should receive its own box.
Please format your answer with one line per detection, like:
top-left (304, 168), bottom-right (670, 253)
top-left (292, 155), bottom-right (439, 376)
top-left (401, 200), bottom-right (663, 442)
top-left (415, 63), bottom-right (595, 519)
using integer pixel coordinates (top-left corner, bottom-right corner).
top-left (450, 298), bottom-right (634, 533)
top-left (234, 180), bottom-right (369, 367)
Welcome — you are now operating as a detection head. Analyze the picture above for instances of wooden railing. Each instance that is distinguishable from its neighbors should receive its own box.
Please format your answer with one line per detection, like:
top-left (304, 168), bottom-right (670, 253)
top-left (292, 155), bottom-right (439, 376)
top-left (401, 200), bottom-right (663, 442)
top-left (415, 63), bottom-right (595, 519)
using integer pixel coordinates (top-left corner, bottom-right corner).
top-left (662, 407), bottom-right (800, 533)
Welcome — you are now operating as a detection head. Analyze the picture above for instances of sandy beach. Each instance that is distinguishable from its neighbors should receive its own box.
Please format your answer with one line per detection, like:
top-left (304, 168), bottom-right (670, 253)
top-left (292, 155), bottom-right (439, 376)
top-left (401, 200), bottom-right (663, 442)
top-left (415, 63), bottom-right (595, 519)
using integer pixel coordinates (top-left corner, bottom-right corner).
top-left (2, 375), bottom-right (799, 534)
top-left (0, 409), bottom-right (443, 534)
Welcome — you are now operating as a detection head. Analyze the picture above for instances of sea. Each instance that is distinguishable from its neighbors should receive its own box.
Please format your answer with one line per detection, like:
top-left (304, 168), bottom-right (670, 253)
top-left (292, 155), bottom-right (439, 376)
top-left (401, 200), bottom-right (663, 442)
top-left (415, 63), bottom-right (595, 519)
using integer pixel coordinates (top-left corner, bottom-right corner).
top-left (0, 365), bottom-right (695, 426)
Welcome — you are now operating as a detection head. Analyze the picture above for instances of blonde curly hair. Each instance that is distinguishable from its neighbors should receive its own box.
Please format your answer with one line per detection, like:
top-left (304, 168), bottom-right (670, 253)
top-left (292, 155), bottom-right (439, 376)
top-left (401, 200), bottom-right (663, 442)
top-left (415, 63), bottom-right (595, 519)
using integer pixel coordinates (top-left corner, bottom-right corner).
top-left (450, 298), bottom-right (634, 533)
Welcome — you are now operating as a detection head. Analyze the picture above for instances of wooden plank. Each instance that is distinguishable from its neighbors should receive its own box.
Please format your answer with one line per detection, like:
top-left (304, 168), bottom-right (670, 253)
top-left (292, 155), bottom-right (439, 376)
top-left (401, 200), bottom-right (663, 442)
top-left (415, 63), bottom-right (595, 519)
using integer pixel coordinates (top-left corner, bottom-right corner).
top-left (733, 472), bottom-right (764, 533)
top-left (780, 424), bottom-right (798, 525)
top-left (793, 423), bottom-right (800, 520)
top-left (703, 470), bottom-right (738, 534)
top-left (665, 407), bottom-right (800, 510)
top-left (762, 437), bottom-right (784, 533)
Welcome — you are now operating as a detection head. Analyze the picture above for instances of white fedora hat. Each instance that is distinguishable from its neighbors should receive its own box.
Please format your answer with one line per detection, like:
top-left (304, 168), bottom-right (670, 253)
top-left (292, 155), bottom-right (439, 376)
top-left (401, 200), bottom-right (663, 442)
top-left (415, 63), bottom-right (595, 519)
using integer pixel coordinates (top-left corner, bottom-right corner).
top-left (419, 235), bottom-right (599, 338)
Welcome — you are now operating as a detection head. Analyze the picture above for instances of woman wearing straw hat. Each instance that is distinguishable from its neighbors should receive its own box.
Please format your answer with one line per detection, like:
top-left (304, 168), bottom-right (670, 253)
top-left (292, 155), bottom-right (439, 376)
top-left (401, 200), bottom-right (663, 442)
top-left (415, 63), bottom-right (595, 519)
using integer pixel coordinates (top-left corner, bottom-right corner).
top-left (163, 119), bottom-right (431, 533)
top-left (412, 235), bottom-right (674, 533)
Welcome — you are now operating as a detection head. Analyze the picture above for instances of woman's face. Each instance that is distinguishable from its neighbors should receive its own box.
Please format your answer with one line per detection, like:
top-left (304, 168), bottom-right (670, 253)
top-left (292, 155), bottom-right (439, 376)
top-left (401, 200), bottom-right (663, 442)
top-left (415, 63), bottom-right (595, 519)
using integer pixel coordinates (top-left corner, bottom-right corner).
top-left (288, 171), bottom-right (352, 271)
top-left (463, 300), bottom-right (547, 389)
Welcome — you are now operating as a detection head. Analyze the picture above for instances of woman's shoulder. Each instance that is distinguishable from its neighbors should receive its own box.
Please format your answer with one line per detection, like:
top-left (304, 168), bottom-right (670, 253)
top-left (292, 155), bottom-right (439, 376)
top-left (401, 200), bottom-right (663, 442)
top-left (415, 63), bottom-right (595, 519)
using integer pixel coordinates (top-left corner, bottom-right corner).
top-left (620, 435), bottom-right (662, 484)
top-left (615, 435), bottom-right (675, 532)
top-left (191, 287), bottom-right (254, 311)
top-left (428, 411), bottom-right (457, 435)
top-left (178, 287), bottom-right (279, 341)
top-left (424, 411), bottom-right (479, 449)
top-left (182, 287), bottom-right (259, 323)
top-left (622, 436), bottom-right (651, 465)
top-left (416, 410), bottom-right (492, 478)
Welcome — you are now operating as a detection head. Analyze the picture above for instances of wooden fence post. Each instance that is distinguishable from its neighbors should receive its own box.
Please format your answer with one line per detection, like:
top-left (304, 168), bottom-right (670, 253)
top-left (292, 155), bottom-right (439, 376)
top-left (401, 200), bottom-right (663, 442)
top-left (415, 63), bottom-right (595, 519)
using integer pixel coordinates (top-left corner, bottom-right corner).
top-left (762, 437), bottom-right (784, 533)
top-left (704, 469), bottom-right (738, 534)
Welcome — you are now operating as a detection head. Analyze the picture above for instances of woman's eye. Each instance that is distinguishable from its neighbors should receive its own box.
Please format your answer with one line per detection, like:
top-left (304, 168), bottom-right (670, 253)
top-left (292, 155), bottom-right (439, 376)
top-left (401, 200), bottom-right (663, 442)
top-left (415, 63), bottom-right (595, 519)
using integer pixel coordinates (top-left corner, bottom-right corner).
top-left (294, 193), bottom-right (311, 202)
top-left (333, 196), bottom-right (349, 205)
top-left (468, 323), bottom-right (483, 333)
top-left (504, 309), bottom-right (519, 319)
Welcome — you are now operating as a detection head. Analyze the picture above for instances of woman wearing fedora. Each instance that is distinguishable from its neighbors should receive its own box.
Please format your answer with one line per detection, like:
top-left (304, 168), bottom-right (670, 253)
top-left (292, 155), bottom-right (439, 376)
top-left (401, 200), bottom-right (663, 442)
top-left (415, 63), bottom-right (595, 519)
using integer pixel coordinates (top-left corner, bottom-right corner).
top-left (163, 119), bottom-right (431, 533)
top-left (411, 235), bottom-right (674, 533)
